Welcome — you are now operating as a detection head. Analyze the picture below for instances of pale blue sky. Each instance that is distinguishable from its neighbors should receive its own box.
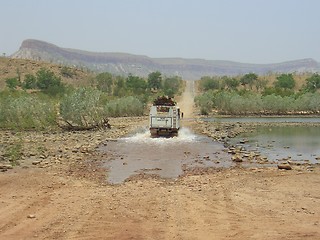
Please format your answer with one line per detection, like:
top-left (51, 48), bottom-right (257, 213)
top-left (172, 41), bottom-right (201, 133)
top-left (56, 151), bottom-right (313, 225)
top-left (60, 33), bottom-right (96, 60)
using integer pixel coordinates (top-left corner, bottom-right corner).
top-left (1, 0), bottom-right (319, 63)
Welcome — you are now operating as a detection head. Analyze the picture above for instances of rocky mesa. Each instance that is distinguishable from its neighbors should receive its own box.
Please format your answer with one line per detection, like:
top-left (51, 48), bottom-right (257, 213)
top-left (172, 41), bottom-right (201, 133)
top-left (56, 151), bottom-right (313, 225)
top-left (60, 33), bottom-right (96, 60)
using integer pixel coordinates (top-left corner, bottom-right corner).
top-left (11, 39), bottom-right (320, 80)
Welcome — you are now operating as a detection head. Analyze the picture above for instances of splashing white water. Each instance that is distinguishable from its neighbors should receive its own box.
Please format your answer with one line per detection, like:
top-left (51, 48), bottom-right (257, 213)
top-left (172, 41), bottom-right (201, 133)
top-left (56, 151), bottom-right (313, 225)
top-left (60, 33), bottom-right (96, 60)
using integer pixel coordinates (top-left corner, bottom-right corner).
top-left (122, 127), bottom-right (198, 144)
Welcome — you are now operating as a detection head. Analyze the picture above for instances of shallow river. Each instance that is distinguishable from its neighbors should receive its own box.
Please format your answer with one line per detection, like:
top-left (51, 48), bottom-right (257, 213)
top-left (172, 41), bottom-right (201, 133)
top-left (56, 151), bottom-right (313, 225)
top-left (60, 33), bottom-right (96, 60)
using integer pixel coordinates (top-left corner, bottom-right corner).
top-left (207, 116), bottom-right (320, 164)
top-left (100, 117), bottom-right (320, 184)
top-left (99, 128), bottom-right (230, 184)
top-left (202, 116), bottom-right (320, 124)
top-left (229, 125), bottom-right (320, 163)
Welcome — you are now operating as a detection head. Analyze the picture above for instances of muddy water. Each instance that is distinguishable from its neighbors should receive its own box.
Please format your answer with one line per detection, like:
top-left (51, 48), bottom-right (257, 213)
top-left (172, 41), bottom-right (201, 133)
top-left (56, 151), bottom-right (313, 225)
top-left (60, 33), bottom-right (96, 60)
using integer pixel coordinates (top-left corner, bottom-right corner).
top-left (99, 128), bottom-right (230, 184)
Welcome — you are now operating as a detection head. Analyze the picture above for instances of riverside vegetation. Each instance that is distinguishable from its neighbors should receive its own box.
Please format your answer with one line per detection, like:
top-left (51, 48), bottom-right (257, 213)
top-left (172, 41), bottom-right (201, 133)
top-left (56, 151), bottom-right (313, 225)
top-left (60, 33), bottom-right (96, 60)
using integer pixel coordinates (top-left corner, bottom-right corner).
top-left (1, 62), bottom-right (319, 168)
top-left (0, 65), bottom-right (182, 168)
top-left (195, 73), bottom-right (320, 115)
top-left (0, 68), bottom-right (182, 130)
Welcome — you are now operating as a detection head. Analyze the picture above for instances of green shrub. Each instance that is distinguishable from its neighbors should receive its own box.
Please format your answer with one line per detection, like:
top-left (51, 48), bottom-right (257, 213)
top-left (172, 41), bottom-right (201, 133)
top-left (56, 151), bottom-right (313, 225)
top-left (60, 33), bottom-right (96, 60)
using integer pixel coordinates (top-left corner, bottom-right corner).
top-left (59, 88), bottom-right (106, 127)
top-left (36, 68), bottom-right (66, 96)
top-left (261, 94), bottom-right (295, 114)
top-left (213, 91), bottom-right (234, 114)
top-left (229, 94), bottom-right (262, 114)
top-left (0, 93), bottom-right (56, 129)
top-left (195, 91), bottom-right (215, 115)
top-left (295, 92), bottom-right (320, 113)
top-left (23, 74), bottom-right (37, 89)
top-left (5, 77), bottom-right (20, 89)
top-left (274, 73), bottom-right (295, 90)
top-left (305, 74), bottom-right (320, 92)
top-left (105, 96), bottom-right (144, 117)
top-left (309, 93), bottom-right (320, 113)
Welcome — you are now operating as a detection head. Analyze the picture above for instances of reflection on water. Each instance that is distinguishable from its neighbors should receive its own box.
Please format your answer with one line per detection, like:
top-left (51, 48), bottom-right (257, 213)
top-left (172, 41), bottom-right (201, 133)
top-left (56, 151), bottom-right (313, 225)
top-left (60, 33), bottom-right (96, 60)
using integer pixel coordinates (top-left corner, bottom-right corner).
top-left (203, 117), bottom-right (320, 163)
top-left (99, 127), bottom-right (230, 184)
top-left (229, 125), bottom-right (320, 163)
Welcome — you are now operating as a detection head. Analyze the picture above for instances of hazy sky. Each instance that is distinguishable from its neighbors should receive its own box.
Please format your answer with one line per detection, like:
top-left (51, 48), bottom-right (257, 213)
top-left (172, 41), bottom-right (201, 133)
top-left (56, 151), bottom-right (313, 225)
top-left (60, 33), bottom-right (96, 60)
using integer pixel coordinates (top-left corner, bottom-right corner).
top-left (1, 0), bottom-right (320, 63)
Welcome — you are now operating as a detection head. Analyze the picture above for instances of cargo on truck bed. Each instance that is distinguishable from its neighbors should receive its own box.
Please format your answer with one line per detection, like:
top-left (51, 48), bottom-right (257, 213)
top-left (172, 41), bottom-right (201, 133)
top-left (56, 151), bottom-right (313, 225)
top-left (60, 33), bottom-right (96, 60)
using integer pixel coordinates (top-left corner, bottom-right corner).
top-left (149, 96), bottom-right (180, 137)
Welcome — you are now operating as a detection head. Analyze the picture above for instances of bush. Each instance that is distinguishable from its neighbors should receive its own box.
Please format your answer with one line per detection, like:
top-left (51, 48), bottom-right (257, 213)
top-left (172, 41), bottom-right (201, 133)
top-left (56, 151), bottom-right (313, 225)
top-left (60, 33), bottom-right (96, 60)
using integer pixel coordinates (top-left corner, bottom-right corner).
top-left (163, 76), bottom-right (183, 97)
top-left (240, 73), bottom-right (258, 89)
top-left (199, 76), bottom-right (221, 91)
top-left (23, 74), bottom-right (37, 89)
top-left (5, 77), bottom-right (20, 89)
top-left (36, 68), bottom-right (66, 96)
top-left (0, 92), bottom-right (56, 129)
top-left (261, 94), bottom-right (295, 114)
top-left (274, 74), bottom-right (295, 90)
top-left (105, 96), bottom-right (144, 117)
top-left (305, 74), bottom-right (320, 92)
top-left (96, 72), bottom-right (113, 93)
top-left (213, 91), bottom-right (234, 114)
top-left (195, 90), bottom-right (315, 115)
top-left (229, 93), bottom-right (262, 114)
top-left (309, 93), bottom-right (320, 112)
top-left (262, 87), bottom-right (294, 97)
top-left (195, 91), bottom-right (215, 115)
top-left (59, 88), bottom-right (106, 127)
top-left (294, 92), bottom-right (320, 113)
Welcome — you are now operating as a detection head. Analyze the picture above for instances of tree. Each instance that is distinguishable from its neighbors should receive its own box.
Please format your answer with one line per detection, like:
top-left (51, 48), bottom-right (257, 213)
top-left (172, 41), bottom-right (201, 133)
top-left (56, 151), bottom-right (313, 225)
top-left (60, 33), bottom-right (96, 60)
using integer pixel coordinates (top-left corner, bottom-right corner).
top-left (305, 73), bottom-right (320, 92)
top-left (96, 72), bottom-right (113, 94)
top-left (199, 76), bottom-right (220, 90)
top-left (240, 73), bottom-right (258, 89)
top-left (113, 76), bottom-right (126, 97)
top-left (36, 68), bottom-right (65, 95)
top-left (224, 77), bottom-right (239, 90)
top-left (148, 71), bottom-right (162, 90)
top-left (126, 74), bottom-right (147, 95)
top-left (274, 73), bottom-right (295, 90)
top-left (163, 76), bottom-right (182, 97)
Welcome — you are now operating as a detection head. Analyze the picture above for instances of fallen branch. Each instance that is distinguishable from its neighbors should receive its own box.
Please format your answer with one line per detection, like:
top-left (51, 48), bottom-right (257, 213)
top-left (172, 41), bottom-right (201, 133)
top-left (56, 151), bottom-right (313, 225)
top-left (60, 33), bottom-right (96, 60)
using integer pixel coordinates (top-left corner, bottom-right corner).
top-left (57, 117), bottom-right (111, 131)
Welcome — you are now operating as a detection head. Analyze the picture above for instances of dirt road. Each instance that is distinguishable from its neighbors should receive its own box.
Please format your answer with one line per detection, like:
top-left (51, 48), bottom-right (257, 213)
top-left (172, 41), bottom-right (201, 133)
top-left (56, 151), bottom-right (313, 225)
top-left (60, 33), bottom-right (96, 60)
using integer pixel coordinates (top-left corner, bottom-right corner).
top-left (1, 165), bottom-right (320, 239)
top-left (177, 80), bottom-right (195, 118)
top-left (1, 82), bottom-right (320, 239)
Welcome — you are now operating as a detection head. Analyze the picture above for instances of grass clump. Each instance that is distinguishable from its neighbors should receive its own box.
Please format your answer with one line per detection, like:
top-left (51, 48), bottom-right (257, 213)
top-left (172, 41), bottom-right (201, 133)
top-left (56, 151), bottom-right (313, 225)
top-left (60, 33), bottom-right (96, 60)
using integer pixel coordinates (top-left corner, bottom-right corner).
top-left (3, 143), bottom-right (23, 166)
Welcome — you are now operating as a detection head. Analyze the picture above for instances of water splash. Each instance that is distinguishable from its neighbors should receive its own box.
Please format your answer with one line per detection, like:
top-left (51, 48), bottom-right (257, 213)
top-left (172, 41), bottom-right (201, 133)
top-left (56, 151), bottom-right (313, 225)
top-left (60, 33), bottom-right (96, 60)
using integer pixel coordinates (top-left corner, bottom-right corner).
top-left (122, 127), bottom-right (198, 144)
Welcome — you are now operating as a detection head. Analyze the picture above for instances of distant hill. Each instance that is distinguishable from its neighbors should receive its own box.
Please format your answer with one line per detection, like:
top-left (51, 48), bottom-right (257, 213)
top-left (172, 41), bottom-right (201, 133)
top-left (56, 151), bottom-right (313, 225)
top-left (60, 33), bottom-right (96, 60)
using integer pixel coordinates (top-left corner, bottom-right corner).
top-left (11, 39), bottom-right (320, 80)
top-left (0, 57), bottom-right (93, 89)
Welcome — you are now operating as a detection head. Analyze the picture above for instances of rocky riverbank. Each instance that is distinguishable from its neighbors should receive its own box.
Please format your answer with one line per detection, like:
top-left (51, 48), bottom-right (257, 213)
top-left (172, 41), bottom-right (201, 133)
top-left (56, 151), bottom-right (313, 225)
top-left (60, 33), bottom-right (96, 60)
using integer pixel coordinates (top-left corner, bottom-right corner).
top-left (190, 118), bottom-right (320, 171)
top-left (2, 116), bottom-right (320, 175)
top-left (0, 117), bottom-right (148, 174)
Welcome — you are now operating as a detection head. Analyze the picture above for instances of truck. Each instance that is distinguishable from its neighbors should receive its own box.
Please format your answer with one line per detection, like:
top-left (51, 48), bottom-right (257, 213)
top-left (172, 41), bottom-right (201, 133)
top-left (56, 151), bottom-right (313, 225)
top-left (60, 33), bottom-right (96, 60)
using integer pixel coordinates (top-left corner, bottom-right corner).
top-left (149, 96), bottom-right (181, 137)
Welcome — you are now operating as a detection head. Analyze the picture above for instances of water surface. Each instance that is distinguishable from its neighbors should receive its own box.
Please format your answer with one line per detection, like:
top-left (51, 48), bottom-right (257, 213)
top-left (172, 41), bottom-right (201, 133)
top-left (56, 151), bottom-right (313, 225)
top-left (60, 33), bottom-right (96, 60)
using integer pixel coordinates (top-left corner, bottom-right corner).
top-left (203, 116), bottom-right (320, 123)
top-left (99, 128), bottom-right (230, 184)
top-left (228, 124), bottom-right (320, 163)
